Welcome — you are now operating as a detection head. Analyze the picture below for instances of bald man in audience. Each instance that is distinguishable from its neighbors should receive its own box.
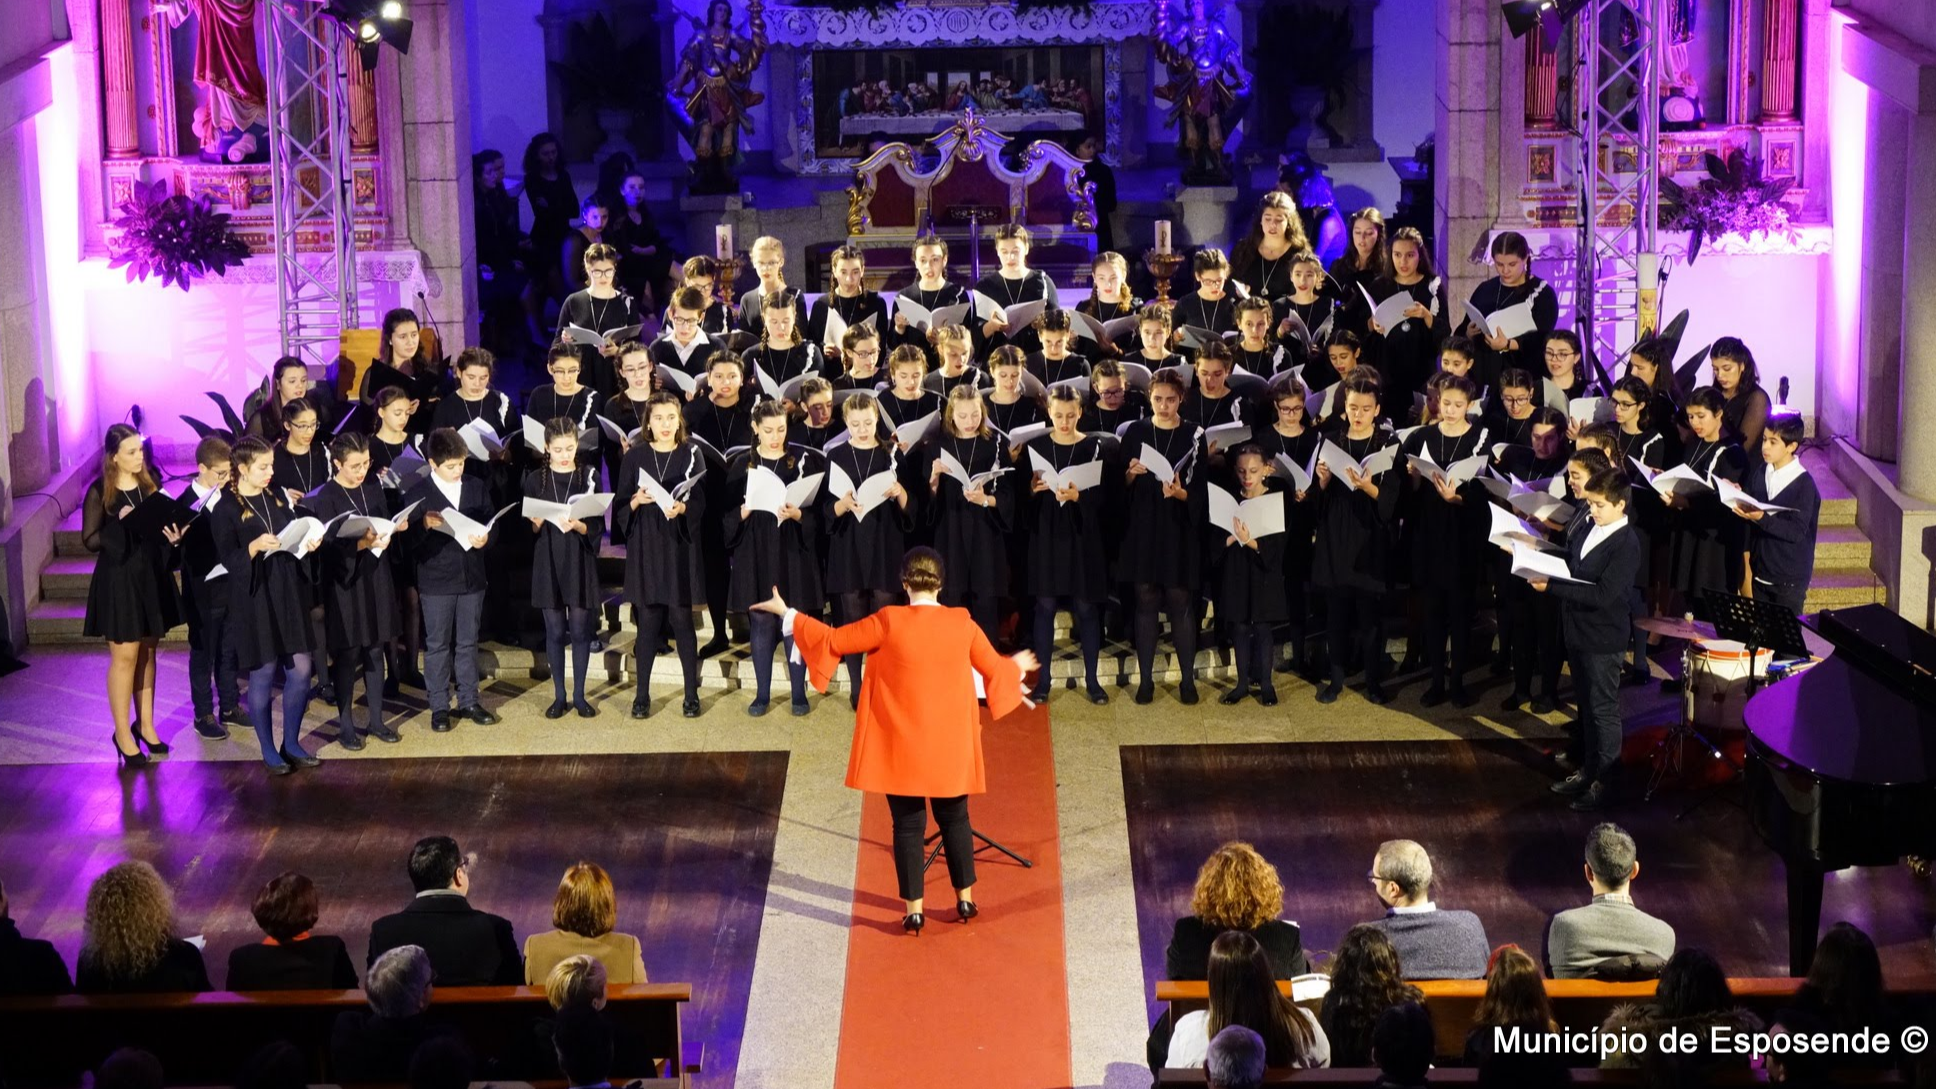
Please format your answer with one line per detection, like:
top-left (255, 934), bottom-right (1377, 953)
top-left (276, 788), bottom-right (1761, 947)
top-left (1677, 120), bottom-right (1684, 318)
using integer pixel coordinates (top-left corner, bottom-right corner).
top-left (1362, 840), bottom-right (1490, 980)
top-left (1546, 822), bottom-right (1676, 979)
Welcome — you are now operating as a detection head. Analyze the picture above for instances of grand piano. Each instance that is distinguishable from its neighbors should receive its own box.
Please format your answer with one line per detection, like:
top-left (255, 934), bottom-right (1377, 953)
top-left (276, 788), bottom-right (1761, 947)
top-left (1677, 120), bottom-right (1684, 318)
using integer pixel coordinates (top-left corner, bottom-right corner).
top-left (1745, 603), bottom-right (1936, 976)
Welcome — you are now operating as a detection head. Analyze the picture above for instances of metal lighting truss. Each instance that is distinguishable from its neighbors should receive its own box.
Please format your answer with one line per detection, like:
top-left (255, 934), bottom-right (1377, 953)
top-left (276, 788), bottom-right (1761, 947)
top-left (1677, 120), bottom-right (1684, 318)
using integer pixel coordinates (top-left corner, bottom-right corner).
top-left (264, 1), bottom-right (357, 367)
top-left (1572, 0), bottom-right (1662, 366)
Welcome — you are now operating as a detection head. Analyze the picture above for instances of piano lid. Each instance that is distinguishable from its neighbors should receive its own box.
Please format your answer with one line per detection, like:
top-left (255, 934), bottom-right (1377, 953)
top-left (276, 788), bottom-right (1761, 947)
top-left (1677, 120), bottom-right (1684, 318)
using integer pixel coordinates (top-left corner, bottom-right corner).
top-left (1746, 605), bottom-right (1936, 786)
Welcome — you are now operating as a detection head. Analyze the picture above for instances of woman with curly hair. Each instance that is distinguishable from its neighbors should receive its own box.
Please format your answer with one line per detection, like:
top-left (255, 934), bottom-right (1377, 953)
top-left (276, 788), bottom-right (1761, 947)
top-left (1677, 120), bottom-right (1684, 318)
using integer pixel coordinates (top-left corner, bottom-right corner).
top-left (1320, 924), bottom-right (1423, 1067)
top-left (75, 861), bottom-right (211, 994)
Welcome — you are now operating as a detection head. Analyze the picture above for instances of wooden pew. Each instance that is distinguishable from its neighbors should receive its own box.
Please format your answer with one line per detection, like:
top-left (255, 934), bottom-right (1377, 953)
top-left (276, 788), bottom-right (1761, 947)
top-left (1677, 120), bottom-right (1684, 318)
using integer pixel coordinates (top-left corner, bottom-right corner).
top-left (0, 982), bottom-right (692, 1088)
top-left (1156, 977), bottom-right (1828, 1061)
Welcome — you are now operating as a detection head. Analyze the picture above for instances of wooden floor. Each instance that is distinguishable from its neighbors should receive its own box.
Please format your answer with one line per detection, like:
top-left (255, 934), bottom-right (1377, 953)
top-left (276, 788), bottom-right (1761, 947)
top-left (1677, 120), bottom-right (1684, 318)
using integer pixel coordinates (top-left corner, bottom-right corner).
top-left (1122, 739), bottom-right (1936, 1015)
top-left (0, 753), bottom-right (787, 1089)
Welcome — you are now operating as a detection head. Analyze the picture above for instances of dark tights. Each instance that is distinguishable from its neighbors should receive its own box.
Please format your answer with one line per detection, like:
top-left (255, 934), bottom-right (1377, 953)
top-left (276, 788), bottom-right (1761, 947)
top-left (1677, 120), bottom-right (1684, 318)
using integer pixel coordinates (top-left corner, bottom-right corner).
top-left (390, 586), bottom-right (422, 680)
top-left (1418, 582), bottom-right (1474, 692)
top-left (748, 610), bottom-right (807, 705)
top-left (332, 645), bottom-right (387, 734)
top-left (1324, 588), bottom-right (1386, 692)
top-left (636, 604), bottom-right (699, 699)
top-left (839, 589), bottom-right (898, 694)
top-left (1133, 584), bottom-right (1197, 689)
top-left (942, 588), bottom-right (999, 646)
top-left (1032, 596), bottom-right (1102, 695)
top-left (1229, 621), bottom-right (1276, 693)
top-left (542, 606), bottom-right (596, 705)
top-left (246, 653), bottom-right (313, 767)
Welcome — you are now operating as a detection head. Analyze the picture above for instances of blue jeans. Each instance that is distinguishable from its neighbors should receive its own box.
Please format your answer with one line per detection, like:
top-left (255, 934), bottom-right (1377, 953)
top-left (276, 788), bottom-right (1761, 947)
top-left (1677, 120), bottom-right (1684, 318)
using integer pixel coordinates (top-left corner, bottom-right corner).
top-left (246, 653), bottom-right (314, 766)
top-left (422, 591), bottom-right (484, 712)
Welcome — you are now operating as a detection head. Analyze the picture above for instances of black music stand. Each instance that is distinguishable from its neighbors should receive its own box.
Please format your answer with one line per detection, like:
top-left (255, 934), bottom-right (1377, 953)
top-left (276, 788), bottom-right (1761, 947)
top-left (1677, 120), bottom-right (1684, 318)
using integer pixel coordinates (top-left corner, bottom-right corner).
top-left (1663, 591), bottom-right (1812, 820)
top-left (923, 826), bottom-right (1032, 874)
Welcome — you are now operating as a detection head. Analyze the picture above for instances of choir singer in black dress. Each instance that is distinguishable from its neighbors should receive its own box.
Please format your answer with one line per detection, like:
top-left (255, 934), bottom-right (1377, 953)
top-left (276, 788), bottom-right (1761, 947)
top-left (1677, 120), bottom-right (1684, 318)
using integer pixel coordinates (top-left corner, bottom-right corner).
top-left (615, 393), bottom-right (709, 719)
top-left (308, 432), bottom-right (406, 749)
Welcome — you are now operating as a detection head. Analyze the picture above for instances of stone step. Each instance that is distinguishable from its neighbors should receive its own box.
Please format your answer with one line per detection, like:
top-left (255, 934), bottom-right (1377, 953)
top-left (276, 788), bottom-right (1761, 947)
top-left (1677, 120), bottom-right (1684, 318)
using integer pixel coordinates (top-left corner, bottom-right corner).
top-left (1818, 497), bottom-right (1858, 528)
top-left (39, 556), bottom-right (97, 600)
top-left (55, 509), bottom-right (90, 558)
top-left (1803, 567), bottom-right (1887, 612)
top-left (1812, 525), bottom-right (1871, 569)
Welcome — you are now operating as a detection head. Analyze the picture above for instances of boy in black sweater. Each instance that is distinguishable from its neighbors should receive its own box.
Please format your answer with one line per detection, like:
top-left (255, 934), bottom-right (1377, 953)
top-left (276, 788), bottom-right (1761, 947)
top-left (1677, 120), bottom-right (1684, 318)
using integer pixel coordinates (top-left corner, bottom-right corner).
top-left (1736, 413), bottom-right (1820, 617)
top-left (1529, 467), bottom-right (1641, 811)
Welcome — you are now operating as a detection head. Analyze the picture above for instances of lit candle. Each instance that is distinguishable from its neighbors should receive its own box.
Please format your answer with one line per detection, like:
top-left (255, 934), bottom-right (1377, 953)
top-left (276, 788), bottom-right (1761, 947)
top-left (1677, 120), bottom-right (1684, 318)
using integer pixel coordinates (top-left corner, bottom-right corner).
top-left (1154, 220), bottom-right (1172, 256)
top-left (715, 224), bottom-right (735, 261)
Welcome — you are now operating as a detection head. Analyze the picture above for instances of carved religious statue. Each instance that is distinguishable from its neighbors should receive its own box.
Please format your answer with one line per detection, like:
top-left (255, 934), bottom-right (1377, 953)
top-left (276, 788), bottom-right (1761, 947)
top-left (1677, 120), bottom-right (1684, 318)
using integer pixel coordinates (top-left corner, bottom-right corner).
top-left (1625, 0), bottom-right (1702, 128)
top-left (154, 0), bottom-right (269, 162)
top-left (666, 0), bottom-right (769, 194)
top-left (1151, 0), bottom-right (1251, 186)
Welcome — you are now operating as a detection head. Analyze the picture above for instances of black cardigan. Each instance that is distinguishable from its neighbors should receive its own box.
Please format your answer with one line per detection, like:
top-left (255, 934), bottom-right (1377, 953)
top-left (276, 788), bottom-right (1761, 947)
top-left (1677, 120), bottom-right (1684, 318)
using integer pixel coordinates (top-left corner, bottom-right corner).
top-left (1164, 916), bottom-right (1311, 979)
top-left (226, 935), bottom-right (360, 991)
top-left (75, 938), bottom-right (211, 994)
top-left (1545, 522), bottom-right (1642, 654)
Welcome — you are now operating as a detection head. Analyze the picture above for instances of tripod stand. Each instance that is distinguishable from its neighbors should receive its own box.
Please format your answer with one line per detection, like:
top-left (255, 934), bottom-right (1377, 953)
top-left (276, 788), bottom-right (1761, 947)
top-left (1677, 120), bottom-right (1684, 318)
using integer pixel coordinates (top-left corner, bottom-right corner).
top-left (922, 826), bottom-right (1033, 874)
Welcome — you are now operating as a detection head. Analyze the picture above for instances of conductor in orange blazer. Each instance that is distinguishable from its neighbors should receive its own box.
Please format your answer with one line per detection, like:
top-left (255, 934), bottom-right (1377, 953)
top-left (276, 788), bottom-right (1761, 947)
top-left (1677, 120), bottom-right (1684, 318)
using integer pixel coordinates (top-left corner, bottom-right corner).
top-left (753, 547), bottom-right (1038, 936)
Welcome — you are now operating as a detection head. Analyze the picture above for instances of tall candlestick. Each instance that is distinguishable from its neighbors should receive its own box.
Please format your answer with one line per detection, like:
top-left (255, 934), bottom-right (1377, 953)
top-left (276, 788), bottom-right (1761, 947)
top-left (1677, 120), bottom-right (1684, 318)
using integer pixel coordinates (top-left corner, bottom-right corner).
top-left (715, 224), bottom-right (735, 262)
top-left (1154, 220), bottom-right (1173, 256)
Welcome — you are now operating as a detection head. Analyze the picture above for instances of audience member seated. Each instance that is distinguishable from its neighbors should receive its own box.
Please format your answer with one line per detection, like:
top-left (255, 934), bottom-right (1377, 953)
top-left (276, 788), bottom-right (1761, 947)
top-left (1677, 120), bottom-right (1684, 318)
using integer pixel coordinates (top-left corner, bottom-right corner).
top-left (531, 953), bottom-right (656, 1079)
top-left (1321, 925), bottom-right (1424, 1067)
top-left (0, 879), bottom-right (72, 994)
top-left (1370, 1001), bottom-right (1436, 1089)
top-left (1168, 842), bottom-right (1311, 978)
top-left (1205, 1025), bottom-right (1267, 1089)
top-left (523, 861), bottom-right (647, 985)
top-left (1151, 842), bottom-right (1312, 1070)
top-left (1599, 948), bottom-right (1760, 1082)
top-left (408, 1036), bottom-right (476, 1089)
top-left (329, 945), bottom-right (458, 1082)
top-left (235, 1041), bottom-right (308, 1089)
top-left (367, 835), bottom-right (522, 986)
top-left (1545, 823), bottom-right (1674, 980)
top-left (93, 1048), bottom-right (165, 1089)
top-left (1787, 922), bottom-right (1900, 1072)
top-left (226, 871), bottom-right (359, 990)
top-left (1164, 931), bottom-right (1330, 1070)
top-left (552, 1004), bottom-right (617, 1089)
top-left (1462, 945), bottom-right (1570, 1087)
top-left (1363, 839), bottom-right (1490, 980)
top-left (74, 861), bottom-right (212, 994)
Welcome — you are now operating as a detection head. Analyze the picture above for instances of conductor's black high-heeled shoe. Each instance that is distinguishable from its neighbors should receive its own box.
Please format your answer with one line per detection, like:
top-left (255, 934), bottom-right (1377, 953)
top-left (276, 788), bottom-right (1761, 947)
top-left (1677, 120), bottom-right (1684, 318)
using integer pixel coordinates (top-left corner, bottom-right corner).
top-left (902, 912), bottom-right (924, 936)
top-left (956, 900), bottom-right (979, 923)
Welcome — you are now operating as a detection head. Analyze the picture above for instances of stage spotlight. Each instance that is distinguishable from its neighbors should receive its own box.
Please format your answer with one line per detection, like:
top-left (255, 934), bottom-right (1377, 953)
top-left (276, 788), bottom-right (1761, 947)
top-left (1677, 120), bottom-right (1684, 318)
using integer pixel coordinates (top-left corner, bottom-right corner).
top-left (1502, 0), bottom-right (1587, 40)
top-left (357, 18), bottom-right (380, 42)
top-left (380, 0), bottom-right (403, 18)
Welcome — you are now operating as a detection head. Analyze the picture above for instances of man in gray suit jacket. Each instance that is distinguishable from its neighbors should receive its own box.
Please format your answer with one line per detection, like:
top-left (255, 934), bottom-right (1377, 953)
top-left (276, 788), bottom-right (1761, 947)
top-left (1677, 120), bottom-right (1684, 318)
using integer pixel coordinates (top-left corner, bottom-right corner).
top-left (1546, 823), bottom-right (1676, 978)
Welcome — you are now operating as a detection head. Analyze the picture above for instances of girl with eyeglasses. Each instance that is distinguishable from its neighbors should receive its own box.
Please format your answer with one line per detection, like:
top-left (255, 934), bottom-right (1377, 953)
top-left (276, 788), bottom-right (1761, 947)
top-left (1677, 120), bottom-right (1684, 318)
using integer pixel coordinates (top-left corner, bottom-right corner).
top-left (556, 242), bottom-right (642, 402)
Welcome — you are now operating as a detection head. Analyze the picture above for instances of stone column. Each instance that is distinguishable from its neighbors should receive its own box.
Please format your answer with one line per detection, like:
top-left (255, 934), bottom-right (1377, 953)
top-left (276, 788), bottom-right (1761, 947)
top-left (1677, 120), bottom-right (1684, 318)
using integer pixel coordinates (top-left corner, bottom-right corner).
top-left (1524, 26), bottom-right (1558, 129)
top-left (1436, 0), bottom-right (1504, 308)
top-left (1855, 98), bottom-right (1906, 462)
top-left (397, 0), bottom-right (476, 352)
top-left (349, 45), bottom-right (379, 154)
top-left (98, 0), bottom-right (139, 158)
top-left (1900, 108), bottom-right (1936, 501)
top-left (1759, 0), bottom-right (1800, 121)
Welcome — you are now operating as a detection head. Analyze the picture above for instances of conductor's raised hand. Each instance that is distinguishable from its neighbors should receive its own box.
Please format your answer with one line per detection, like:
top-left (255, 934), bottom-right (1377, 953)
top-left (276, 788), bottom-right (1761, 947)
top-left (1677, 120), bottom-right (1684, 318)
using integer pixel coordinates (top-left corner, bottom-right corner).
top-left (751, 586), bottom-right (789, 616)
top-left (1010, 648), bottom-right (1039, 675)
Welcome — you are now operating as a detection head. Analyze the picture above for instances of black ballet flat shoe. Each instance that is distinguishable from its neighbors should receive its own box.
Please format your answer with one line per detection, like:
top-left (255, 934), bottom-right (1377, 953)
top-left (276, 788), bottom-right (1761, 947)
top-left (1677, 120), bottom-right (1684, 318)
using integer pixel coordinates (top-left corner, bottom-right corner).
top-left (630, 698), bottom-right (650, 720)
top-left (1450, 687), bottom-right (1476, 709)
top-left (543, 700), bottom-right (568, 720)
top-left (1133, 681), bottom-right (1154, 705)
top-left (465, 705), bottom-right (500, 726)
top-left (264, 760), bottom-right (295, 777)
top-left (1419, 685), bottom-right (1447, 708)
top-left (430, 711), bottom-right (453, 733)
top-left (1530, 695), bottom-right (1556, 715)
top-left (1259, 687), bottom-right (1278, 707)
top-left (280, 748), bottom-right (321, 769)
top-left (1315, 682), bottom-right (1342, 704)
top-left (747, 699), bottom-right (771, 718)
top-left (574, 700), bottom-right (597, 719)
top-left (1219, 688), bottom-right (1246, 706)
top-left (682, 695), bottom-right (702, 718)
top-left (1365, 686), bottom-right (1390, 706)
top-left (112, 735), bottom-right (150, 769)
top-left (1086, 685), bottom-right (1109, 705)
top-left (371, 723), bottom-right (402, 743)
top-left (192, 714), bottom-right (227, 740)
top-left (902, 912), bottom-right (924, 936)
top-left (698, 636), bottom-right (730, 659)
top-left (957, 900), bottom-right (979, 923)
top-left (314, 683), bottom-right (337, 705)
top-left (791, 699), bottom-right (811, 717)
top-left (1178, 683), bottom-right (1200, 706)
top-left (338, 728), bottom-right (366, 752)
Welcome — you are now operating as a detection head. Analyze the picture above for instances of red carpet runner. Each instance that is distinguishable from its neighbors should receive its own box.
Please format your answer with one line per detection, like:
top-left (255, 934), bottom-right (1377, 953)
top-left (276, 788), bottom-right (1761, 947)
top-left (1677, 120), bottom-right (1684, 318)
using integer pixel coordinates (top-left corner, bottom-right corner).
top-left (832, 703), bottom-right (1071, 1088)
